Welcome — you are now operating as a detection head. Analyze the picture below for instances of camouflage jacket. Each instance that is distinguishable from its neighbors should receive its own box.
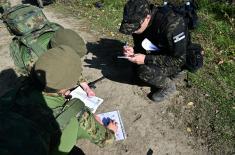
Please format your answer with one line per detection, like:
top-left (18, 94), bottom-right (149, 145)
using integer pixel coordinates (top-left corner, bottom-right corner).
top-left (0, 79), bottom-right (114, 154)
top-left (132, 6), bottom-right (189, 69)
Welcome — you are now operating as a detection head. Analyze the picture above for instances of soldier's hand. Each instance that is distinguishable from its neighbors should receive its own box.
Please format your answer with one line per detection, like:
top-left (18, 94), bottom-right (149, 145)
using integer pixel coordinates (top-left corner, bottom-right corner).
top-left (127, 54), bottom-right (146, 65)
top-left (80, 82), bottom-right (96, 97)
top-left (107, 120), bottom-right (118, 133)
top-left (58, 89), bottom-right (71, 97)
top-left (94, 115), bottom-right (103, 125)
top-left (123, 45), bottom-right (134, 57)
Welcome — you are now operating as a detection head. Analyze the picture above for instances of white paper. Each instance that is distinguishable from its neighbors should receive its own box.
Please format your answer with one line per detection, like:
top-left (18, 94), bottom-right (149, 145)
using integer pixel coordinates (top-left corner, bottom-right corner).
top-left (97, 110), bottom-right (126, 141)
top-left (141, 38), bottom-right (159, 51)
top-left (70, 86), bottom-right (103, 113)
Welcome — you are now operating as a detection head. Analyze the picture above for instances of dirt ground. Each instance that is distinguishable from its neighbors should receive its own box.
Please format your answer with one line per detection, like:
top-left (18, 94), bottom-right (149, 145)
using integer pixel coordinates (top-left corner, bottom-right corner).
top-left (0, 1), bottom-right (208, 154)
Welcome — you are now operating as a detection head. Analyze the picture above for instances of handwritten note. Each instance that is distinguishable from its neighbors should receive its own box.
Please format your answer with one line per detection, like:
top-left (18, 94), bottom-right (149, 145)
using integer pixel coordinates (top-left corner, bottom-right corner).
top-left (98, 110), bottom-right (126, 141)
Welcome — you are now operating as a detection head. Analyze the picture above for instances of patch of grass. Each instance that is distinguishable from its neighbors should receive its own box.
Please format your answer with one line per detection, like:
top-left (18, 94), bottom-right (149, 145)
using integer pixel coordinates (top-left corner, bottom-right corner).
top-left (183, 11), bottom-right (235, 152)
top-left (195, 12), bottom-right (235, 52)
top-left (53, 0), bottom-right (235, 153)
top-left (197, 0), bottom-right (235, 18)
top-left (54, 0), bottom-right (126, 35)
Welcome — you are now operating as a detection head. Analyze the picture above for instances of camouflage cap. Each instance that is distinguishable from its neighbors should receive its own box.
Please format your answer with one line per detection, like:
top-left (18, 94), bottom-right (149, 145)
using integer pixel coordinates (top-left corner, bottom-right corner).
top-left (33, 45), bottom-right (82, 92)
top-left (50, 28), bottom-right (87, 58)
top-left (119, 0), bottom-right (150, 35)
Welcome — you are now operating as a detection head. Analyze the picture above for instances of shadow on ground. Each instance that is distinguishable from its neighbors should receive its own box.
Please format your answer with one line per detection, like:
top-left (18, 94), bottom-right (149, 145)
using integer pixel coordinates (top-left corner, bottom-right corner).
top-left (22, 0), bottom-right (53, 7)
top-left (85, 38), bottom-right (137, 85)
top-left (0, 68), bottom-right (18, 96)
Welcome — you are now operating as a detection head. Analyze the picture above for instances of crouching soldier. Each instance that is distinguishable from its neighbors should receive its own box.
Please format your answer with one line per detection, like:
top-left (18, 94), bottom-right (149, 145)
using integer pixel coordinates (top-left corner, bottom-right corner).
top-left (119, 0), bottom-right (189, 102)
top-left (0, 45), bottom-right (117, 155)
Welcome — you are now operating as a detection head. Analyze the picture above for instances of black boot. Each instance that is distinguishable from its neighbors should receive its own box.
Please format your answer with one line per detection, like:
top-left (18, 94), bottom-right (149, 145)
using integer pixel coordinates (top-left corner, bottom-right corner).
top-left (151, 78), bottom-right (176, 102)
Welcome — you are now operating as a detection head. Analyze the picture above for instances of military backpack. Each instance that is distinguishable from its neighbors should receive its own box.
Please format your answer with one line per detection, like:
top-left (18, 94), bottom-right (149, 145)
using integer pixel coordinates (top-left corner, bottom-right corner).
top-left (159, 1), bottom-right (203, 72)
top-left (163, 0), bottom-right (199, 30)
top-left (1, 4), bottom-right (61, 73)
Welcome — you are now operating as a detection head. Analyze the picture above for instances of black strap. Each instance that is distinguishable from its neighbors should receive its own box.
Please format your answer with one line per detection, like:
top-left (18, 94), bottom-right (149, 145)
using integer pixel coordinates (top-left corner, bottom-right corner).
top-left (154, 6), bottom-right (172, 32)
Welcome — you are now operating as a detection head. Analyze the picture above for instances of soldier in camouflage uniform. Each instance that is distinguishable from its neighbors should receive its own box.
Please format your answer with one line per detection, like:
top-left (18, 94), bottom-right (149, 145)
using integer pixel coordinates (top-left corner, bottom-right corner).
top-left (119, 0), bottom-right (189, 102)
top-left (0, 45), bottom-right (117, 155)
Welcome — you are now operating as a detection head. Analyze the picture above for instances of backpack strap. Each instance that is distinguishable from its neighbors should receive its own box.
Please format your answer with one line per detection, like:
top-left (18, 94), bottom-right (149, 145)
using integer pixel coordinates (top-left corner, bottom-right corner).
top-left (2, 4), bottom-right (30, 19)
top-left (17, 22), bottom-right (61, 57)
top-left (154, 6), bottom-right (172, 32)
top-left (163, 0), bottom-right (198, 29)
top-left (55, 98), bottom-right (86, 131)
top-left (9, 22), bottom-right (61, 73)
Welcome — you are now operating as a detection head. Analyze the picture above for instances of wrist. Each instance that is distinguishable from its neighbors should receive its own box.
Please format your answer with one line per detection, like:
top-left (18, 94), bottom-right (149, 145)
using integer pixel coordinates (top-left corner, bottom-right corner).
top-left (144, 55), bottom-right (151, 64)
top-left (143, 55), bottom-right (146, 64)
top-left (80, 82), bottom-right (89, 91)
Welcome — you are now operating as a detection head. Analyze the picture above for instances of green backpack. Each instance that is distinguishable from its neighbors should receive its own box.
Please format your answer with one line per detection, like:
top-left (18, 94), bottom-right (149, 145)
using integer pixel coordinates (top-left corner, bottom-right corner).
top-left (2, 4), bottom-right (48, 36)
top-left (1, 4), bottom-right (61, 73)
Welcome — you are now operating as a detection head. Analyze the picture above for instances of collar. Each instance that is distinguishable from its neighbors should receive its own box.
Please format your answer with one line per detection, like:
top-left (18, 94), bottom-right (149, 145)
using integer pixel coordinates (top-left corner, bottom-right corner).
top-left (146, 5), bottom-right (158, 28)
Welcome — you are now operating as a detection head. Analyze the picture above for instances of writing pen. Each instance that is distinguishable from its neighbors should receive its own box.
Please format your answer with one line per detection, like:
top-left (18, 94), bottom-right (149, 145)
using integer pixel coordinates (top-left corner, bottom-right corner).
top-left (118, 41), bottom-right (135, 58)
top-left (117, 56), bottom-right (129, 59)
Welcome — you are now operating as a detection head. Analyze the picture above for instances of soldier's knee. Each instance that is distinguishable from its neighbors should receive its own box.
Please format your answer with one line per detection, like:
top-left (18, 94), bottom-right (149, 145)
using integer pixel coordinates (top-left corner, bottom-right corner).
top-left (137, 65), bottom-right (154, 82)
top-left (136, 65), bottom-right (165, 84)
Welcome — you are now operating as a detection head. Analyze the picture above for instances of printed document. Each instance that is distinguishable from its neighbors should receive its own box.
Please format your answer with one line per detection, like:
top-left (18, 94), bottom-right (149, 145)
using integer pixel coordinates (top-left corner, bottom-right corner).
top-left (70, 86), bottom-right (103, 113)
top-left (142, 38), bottom-right (159, 51)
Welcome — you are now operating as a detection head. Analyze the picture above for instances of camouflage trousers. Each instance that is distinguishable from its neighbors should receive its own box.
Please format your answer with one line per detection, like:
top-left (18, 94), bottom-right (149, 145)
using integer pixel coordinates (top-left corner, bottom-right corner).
top-left (135, 63), bottom-right (182, 88)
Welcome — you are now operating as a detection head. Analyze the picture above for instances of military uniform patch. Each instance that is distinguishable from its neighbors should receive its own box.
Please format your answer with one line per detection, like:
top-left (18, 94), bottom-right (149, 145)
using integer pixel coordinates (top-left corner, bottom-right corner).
top-left (173, 32), bottom-right (185, 43)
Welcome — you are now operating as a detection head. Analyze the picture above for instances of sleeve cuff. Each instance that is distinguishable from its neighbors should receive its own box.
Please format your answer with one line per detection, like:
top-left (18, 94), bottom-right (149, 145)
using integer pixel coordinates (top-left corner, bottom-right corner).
top-left (144, 55), bottom-right (153, 65)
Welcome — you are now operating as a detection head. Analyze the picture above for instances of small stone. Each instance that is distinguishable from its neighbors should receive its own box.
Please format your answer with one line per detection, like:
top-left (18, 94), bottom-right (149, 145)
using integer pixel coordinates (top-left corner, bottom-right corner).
top-left (218, 60), bottom-right (224, 65)
top-left (187, 102), bottom-right (194, 106)
top-left (187, 127), bottom-right (192, 132)
top-left (205, 93), bottom-right (210, 97)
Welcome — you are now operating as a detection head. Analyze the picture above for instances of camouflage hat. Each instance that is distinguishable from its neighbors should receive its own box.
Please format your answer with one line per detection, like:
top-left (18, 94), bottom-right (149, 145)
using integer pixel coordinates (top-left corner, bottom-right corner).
top-left (119, 0), bottom-right (150, 35)
top-left (50, 28), bottom-right (87, 58)
top-left (33, 45), bottom-right (82, 92)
